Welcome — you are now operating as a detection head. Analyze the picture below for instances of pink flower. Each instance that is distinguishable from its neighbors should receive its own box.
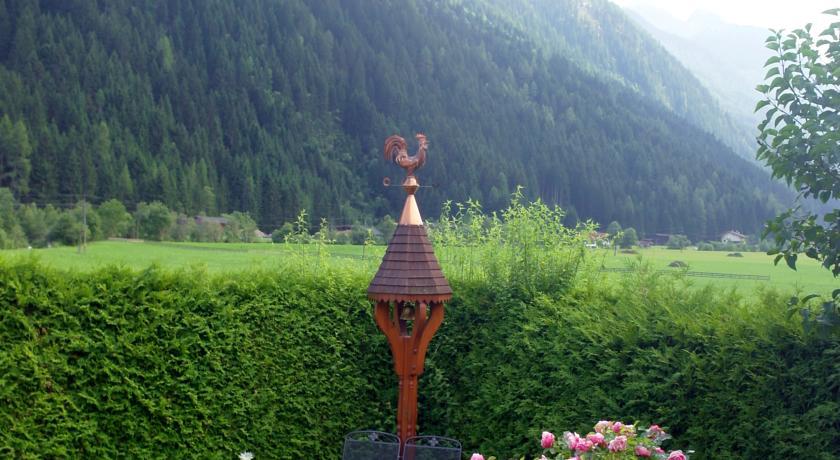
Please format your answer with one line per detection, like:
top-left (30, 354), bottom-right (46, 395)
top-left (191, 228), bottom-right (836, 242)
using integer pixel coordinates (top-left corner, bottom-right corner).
top-left (647, 424), bottom-right (665, 439)
top-left (667, 450), bottom-right (687, 460)
top-left (586, 432), bottom-right (605, 447)
top-left (541, 431), bottom-right (556, 449)
top-left (563, 432), bottom-right (580, 450)
top-left (470, 454), bottom-right (484, 460)
top-left (608, 435), bottom-right (627, 452)
top-left (594, 420), bottom-right (611, 434)
top-left (576, 439), bottom-right (594, 453)
top-left (654, 447), bottom-right (665, 454)
top-left (611, 422), bottom-right (624, 433)
top-left (635, 445), bottom-right (652, 457)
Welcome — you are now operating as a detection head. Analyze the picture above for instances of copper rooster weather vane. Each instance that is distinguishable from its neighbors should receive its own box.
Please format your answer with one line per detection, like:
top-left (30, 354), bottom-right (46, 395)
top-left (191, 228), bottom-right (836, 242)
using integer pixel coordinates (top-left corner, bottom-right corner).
top-left (367, 133), bottom-right (452, 448)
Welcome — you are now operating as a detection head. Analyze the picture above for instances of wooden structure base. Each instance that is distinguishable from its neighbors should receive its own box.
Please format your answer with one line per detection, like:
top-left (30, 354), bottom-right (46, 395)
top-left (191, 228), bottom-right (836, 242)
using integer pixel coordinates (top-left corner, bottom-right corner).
top-left (374, 300), bottom-right (444, 446)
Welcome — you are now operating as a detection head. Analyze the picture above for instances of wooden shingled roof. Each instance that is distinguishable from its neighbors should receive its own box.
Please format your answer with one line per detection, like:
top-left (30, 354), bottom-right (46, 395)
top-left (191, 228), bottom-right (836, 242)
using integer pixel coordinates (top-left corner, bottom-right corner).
top-left (367, 224), bottom-right (452, 304)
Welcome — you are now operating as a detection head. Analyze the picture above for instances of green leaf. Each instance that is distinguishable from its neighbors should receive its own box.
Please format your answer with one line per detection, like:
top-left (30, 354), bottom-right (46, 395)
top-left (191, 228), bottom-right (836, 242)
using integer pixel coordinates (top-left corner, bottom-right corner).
top-left (778, 93), bottom-right (796, 105)
top-left (764, 67), bottom-right (780, 79)
top-left (782, 37), bottom-right (797, 50)
top-left (754, 100), bottom-right (771, 112)
top-left (802, 294), bottom-right (820, 303)
top-left (785, 253), bottom-right (798, 270)
top-left (819, 190), bottom-right (831, 203)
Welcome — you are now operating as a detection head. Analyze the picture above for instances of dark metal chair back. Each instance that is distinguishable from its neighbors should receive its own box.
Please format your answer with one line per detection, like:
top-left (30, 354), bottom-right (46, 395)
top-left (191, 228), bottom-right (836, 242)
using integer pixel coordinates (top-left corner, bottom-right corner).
top-left (402, 436), bottom-right (462, 460)
top-left (342, 430), bottom-right (401, 460)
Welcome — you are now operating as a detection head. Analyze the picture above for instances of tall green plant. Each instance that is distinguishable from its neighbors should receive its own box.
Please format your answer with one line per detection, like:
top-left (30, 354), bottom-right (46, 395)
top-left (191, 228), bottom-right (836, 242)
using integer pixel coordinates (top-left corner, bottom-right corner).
top-left (430, 188), bottom-right (593, 294)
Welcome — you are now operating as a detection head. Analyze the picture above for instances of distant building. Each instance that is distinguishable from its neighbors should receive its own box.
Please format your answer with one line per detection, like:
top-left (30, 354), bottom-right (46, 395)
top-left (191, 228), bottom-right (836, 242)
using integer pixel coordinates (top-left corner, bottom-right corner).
top-left (652, 233), bottom-right (671, 246)
top-left (195, 216), bottom-right (229, 227)
top-left (638, 239), bottom-right (654, 248)
top-left (721, 230), bottom-right (746, 243)
top-left (254, 229), bottom-right (270, 240)
top-left (587, 231), bottom-right (610, 248)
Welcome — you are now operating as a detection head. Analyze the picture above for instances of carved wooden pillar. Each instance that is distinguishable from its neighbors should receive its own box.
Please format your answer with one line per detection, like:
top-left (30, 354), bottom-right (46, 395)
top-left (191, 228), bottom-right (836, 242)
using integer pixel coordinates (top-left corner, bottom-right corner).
top-left (374, 301), bottom-right (444, 442)
top-left (367, 133), bottom-right (452, 450)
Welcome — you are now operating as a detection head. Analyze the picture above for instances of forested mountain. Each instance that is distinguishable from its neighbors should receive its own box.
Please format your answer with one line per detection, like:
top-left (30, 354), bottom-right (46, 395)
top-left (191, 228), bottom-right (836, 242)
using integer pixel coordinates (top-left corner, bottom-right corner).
top-left (467, 0), bottom-right (758, 160)
top-left (623, 6), bottom-right (770, 154)
top-left (0, 0), bottom-right (789, 237)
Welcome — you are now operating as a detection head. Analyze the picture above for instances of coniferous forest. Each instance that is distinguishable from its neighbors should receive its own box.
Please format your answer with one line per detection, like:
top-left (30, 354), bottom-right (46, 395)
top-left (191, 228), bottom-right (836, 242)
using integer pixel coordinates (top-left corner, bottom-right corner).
top-left (0, 0), bottom-right (790, 237)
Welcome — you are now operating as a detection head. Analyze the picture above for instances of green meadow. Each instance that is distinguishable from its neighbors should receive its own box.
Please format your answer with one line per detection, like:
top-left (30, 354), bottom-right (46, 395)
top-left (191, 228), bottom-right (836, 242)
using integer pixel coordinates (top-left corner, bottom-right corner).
top-left (0, 240), bottom-right (384, 273)
top-left (596, 247), bottom-right (837, 297)
top-left (1, 241), bottom-right (835, 297)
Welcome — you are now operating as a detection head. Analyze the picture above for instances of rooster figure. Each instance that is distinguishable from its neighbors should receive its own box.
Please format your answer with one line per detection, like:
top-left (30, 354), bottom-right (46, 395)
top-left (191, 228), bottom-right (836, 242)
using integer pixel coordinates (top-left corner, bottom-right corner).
top-left (384, 133), bottom-right (427, 177)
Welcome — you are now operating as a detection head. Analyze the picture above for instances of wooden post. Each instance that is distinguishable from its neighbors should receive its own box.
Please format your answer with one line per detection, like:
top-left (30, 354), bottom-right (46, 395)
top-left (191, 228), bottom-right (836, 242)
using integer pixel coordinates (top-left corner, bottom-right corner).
top-left (375, 301), bottom-right (445, 447)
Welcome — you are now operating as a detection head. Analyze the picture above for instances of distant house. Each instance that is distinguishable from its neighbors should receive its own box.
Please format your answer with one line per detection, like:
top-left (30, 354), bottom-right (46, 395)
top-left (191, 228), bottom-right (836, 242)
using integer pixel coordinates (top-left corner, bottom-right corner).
top-left (721, 230), bottom-right (746, 243)
top-left (587, 231), bottom-right (609, 248)
top-left (195, 216), bottom-right (229, 227)
top-left (254, 229), bottom-right (270, 240)
top-left (638, 239), bottom-right (654, 248)
top-left (652, 233), bottom-right (671, 246)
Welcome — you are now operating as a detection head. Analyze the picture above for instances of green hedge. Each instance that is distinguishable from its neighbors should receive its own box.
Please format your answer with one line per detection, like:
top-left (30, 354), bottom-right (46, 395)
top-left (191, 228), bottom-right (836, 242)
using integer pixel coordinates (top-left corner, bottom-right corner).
top-left (419, 268), bottom-right (840, 459)
top-left (1, 261), bottom-right (838, 458)
top-left (0, 261), bottom-right (396, 458)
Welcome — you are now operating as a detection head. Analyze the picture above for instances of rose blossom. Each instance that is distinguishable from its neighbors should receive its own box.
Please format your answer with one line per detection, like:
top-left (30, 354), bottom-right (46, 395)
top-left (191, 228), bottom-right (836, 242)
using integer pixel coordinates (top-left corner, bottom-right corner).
top-left (654, 447), bottom-right (665, 454)
top-left (541, 431), bottom-right (556, 449)
top-left (586, 432), bottom-right (605, 447)
top-left (608, 435), bottom-right (627, 452)
top-left (667, 450), bottom-right (687, 460)
top-left (594, 420), bottom-right (611, 434)
top-left (611, 422), bottom-right (624, 433)
top-left (470, 454), bottom-right (484, 460)
top-left (635, 445), bottom-right (652, 457)
top-left (575, 439), bottom-right (594, 453)
top-left (563, 432), bottom-right (581, 450)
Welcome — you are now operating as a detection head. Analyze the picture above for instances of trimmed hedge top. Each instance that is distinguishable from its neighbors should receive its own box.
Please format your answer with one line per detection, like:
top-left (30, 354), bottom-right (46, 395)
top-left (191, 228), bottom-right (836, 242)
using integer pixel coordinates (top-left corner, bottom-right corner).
top-left (0, 261), bottom-right (838, 459)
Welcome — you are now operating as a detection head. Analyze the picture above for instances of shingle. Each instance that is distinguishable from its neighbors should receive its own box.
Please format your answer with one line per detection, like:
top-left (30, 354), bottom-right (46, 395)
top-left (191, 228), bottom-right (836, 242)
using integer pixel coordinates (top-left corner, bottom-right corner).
top-left (367, 224), bottom-right (452, 303)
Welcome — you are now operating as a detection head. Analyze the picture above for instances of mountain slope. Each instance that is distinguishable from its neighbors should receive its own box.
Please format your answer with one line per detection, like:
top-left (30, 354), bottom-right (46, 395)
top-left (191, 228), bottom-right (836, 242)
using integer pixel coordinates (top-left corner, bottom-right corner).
top-left (470, 0), bottom-right (758, 160)
top-left (623, 6), bottom-right (770, 148)
top-left (0, 0), bottom-right (788, 238)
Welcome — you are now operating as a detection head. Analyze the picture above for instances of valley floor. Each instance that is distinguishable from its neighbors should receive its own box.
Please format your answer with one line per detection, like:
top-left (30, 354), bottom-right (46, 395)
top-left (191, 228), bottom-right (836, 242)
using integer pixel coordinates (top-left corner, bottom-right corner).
top-left (1, 241), bottom-right (835, 297)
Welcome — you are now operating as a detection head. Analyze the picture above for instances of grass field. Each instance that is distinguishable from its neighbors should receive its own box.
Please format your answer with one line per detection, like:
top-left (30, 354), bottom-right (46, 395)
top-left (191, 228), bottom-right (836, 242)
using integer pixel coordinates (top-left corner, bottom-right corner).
top-left (0, 240), bottom-right (385, 273)
top-left (1, 241), bottom-right (836, 297)
top-left (596, 246), bottom-right (837, 297)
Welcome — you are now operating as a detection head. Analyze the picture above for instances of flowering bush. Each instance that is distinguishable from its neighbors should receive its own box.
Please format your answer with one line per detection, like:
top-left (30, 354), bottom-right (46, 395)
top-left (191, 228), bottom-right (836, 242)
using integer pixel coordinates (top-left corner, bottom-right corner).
top-left (539, 421), bottom-right (690, 459)
top-left (470, 422), bottom-right (691, 460)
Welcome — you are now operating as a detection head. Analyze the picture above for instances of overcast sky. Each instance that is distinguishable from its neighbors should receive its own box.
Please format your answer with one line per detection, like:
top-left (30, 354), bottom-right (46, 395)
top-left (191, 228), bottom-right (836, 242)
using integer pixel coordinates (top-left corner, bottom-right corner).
top-left (611, 0), bottom-right (837, 30)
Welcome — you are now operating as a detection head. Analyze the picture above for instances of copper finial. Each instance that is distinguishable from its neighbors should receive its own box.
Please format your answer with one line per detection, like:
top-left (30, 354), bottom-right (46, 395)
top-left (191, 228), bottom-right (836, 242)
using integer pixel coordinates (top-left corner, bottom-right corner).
top-left (384, 133), bottom-right (427, 181)
top-left (384, 133), bottom-right (427, 225)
